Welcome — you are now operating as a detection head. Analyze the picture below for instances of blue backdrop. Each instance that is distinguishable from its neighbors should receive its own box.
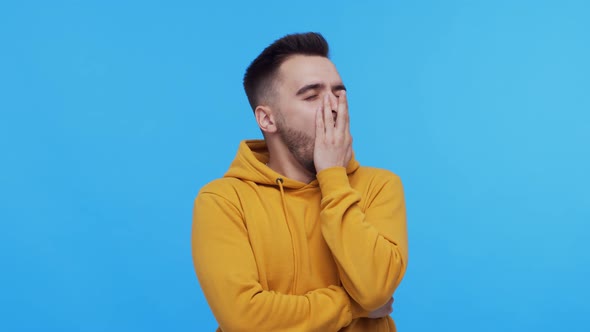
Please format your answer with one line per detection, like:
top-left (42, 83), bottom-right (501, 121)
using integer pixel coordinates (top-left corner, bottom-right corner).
top-left (1, 1), bottom-right (589, 331)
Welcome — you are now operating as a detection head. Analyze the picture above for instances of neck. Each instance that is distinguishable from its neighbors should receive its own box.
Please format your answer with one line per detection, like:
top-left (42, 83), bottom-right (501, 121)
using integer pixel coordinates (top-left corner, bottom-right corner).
top-left (265, 139), bottom-right (315, 184)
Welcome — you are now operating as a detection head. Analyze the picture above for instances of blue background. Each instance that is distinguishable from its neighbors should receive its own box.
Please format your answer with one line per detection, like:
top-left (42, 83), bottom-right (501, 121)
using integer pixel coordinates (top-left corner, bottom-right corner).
top-left (1, 0), bottom-right (589, 331)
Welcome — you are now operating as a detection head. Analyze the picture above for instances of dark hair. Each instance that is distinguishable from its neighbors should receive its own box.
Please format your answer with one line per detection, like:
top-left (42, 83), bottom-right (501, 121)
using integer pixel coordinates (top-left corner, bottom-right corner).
top-left (243, 32), bottom-right (330, 111)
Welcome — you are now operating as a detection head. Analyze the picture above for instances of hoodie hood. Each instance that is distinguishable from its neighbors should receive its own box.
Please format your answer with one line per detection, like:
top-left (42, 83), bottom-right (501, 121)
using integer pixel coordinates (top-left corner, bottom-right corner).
top-left (224, 140), bottom-right (360, 189)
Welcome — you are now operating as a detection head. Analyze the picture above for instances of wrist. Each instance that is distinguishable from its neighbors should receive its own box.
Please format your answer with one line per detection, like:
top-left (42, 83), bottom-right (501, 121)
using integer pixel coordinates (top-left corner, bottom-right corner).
top-left (315, 164), bottom-right (337, 174)
top-left (316, 166), bottom-right (350, 193)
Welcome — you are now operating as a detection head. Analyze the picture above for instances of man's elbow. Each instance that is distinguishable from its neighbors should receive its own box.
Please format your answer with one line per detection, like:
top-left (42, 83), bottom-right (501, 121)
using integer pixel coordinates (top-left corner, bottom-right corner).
top-left (354, 288), bottom-right (394, 311)
top-left (354, 264), bottom-right (406, 310)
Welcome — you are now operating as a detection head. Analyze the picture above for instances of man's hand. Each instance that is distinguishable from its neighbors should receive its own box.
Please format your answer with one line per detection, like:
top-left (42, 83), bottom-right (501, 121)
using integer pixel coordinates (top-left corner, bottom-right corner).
top-left (367, 297), bottom-right (394, 319)
top-left (314, 91), bottom-right (353, 173)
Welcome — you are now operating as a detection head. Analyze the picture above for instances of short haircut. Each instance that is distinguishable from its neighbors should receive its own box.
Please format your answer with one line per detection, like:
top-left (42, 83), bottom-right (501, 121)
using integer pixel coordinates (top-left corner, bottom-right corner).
top-left (243, 32), bottom-right (330, 111)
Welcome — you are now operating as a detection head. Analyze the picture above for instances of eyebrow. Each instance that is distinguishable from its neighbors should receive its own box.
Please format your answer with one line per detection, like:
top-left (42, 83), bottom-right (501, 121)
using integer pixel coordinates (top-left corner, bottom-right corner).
top-left (295, 83), bottom-right (347, 96)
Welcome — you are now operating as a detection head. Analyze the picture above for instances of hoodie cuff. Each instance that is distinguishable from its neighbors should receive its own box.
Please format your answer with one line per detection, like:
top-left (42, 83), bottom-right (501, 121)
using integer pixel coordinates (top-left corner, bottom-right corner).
top-left (349, 297), bottom-right (369, 319)
top-left (317, 167), bottom-right (350, 194)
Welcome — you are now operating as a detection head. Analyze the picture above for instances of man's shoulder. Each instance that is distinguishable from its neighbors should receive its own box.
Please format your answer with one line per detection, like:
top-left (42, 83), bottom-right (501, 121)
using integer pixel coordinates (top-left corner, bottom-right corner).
top-left (196, 177), bottom-right (253, 201)
top-left (352, 166), bottom-right (404, 202)
top-left (354, 165), bottom-right (402, 184)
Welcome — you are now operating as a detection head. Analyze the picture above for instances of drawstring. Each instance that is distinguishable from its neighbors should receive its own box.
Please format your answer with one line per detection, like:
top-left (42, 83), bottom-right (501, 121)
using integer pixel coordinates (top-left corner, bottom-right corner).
top-left (276, 177), bottom-right (299, 293)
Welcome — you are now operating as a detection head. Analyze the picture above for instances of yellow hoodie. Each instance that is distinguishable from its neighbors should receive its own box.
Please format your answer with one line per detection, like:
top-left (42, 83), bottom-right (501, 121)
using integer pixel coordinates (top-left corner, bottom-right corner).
top-left (192, 140), bottom-right (408, 332)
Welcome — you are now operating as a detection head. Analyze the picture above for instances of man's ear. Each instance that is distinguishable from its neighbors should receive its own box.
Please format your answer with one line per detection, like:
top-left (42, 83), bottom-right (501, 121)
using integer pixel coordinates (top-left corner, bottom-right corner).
top-left (255, 105), bottom-right (279, 134)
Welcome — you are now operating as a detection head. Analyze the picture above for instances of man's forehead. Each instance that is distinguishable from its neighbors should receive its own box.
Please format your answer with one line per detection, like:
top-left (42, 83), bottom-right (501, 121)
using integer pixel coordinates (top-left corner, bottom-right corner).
top-left (277, 55), bottom-right (342, 89)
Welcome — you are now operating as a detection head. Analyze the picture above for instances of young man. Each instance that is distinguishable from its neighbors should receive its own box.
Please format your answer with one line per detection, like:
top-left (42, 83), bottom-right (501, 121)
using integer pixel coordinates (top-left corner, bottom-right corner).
top-left (192, 32), bottom-right (408, 331)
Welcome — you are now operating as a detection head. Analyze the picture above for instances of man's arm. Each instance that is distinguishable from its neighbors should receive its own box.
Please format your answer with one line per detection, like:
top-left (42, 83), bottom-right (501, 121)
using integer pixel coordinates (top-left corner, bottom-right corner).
top-left (191, 190), bottom-right (368, 332)
top-left (317, 167), bottom-right (408, 311)
top-left (313, 90), bottom-right (409, 311)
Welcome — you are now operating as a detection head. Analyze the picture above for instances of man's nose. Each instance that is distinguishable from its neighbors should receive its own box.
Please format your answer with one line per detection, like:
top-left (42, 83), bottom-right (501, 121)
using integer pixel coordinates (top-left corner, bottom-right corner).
top-left (325, 92), bottom-right (338, 111)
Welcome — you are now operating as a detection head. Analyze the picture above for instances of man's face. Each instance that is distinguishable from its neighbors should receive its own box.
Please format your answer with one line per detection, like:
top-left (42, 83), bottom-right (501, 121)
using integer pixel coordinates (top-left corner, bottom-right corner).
top-left (273, 55), bottom-right (346, 173)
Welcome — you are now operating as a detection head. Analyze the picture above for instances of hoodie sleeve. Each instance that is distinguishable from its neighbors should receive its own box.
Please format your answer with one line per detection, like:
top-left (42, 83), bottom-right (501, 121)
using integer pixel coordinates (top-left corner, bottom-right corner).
top-left (192, 190), bottom-right (366, 332)
top-left (317, 166), bottom-right (409, 311)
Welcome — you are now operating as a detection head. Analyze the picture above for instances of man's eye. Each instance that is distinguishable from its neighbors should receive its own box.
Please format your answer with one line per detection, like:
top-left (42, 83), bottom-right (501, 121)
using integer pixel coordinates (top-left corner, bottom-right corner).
top-left (305, 95), bottom-right (318, 101)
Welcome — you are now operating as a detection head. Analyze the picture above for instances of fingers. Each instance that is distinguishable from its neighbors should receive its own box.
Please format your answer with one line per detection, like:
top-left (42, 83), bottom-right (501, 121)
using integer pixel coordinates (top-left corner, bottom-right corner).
top-left (338, 91), bottom-right (352, 152)
top-left (315, 107), bottom-right (324, 141)
top-left (336, 90), bottom-right (348, 132)
top-left (323, 94), bottom-right (334, 136)
top-left (346, 144), bottom-right (353, 165)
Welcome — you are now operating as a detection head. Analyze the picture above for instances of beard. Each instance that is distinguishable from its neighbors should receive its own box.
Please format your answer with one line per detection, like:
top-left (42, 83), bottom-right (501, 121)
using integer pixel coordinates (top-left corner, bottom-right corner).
top-left (276, 116), bottom-right (316, 174)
